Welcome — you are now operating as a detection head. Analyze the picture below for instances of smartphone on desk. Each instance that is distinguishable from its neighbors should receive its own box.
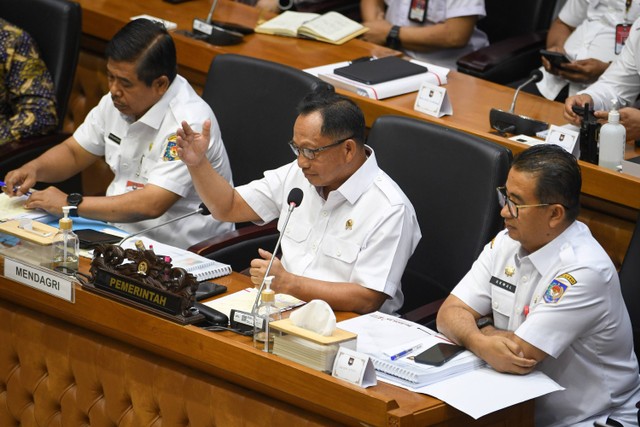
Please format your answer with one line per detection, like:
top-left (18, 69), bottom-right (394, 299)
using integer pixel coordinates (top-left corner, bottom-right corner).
top-left (195, 281), bottom-right (227, 301)
top-left (540, 49), bottom-right (571, 69)
top-left (414, 343), bottom-right (465, 367)
top-left (76, 229), bottom-right (122, 249)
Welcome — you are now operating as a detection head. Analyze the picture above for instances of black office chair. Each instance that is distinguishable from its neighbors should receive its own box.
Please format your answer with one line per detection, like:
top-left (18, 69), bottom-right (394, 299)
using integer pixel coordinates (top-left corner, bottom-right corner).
top-left (0, 0), bottom-right (82, 193)
top-left (619, 216), bottom-right (640, 359)
top-left (457, 0), bottom-right (559, 85)
top-left (617, 216), bottom-right (640, 425)
top-left (366, 115), bottom-right (512, 322)
top-left (188, 54), bottom-right (323, 269)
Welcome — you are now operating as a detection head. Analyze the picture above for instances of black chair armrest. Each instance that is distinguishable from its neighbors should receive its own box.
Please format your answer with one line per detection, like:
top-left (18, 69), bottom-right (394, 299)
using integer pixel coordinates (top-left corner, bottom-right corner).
top-left (401, 297), bottom-right (446, 327)
top-left (188, 220), bottom-right (278, 257)
top-left (457, 31), bottom-right (547, 84)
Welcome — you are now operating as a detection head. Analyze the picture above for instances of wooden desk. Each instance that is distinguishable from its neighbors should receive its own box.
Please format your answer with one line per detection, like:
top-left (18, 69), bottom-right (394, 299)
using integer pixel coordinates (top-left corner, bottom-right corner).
top-left (0, 257), bottom-right (534, 426)
top-left (73, 0), bottom-right (640, 213)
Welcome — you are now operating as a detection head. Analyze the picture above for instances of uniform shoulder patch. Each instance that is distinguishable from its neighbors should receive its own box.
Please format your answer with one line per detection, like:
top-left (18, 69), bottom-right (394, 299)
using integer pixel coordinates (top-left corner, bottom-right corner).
top-left (163, 134), bottom-right (180, 161)
top-left (543, 274), bottom-right (576, 304)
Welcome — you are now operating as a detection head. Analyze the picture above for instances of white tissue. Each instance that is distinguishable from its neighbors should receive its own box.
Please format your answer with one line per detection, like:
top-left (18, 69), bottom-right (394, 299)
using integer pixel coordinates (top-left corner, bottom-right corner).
top-left (289, 299), bottom-right (336, 336)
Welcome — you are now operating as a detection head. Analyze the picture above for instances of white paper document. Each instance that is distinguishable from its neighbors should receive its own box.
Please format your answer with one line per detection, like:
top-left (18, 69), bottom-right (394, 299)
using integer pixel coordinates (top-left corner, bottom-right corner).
top-left (416, 367), bottom-right (564, 419)
top-left (338, 312), bottom-right (564, 419)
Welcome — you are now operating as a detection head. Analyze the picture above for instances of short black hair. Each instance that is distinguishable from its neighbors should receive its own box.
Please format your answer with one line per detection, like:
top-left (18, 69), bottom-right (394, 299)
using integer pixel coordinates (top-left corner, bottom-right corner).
top-left (105, 18), bottom-right (177, 86)
top-left (296, 83), bottom-right (365, 145)
top-left (511, 144), bottom-right (581, 222)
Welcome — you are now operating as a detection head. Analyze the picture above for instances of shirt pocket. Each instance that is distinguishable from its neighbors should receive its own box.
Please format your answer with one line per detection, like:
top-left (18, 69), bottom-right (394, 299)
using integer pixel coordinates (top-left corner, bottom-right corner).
top-left (103, 138), bottom-right (122, 175)
top-left (490, 287), bottom-right (515, 329)
top-left (320, 235), bottom-right (359, 264)
top-left (427, 1), bottom-right (446, 23)
top-left (282, 221), bottom-right (311, 243)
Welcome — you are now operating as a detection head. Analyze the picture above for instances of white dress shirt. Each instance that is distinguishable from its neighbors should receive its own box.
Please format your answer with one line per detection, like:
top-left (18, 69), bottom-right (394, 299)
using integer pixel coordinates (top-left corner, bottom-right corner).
top-left (537, 0), bottom-right (640, 100)
top-left (73, 75), bottom-right (234, 248)
top-left (236, 147), bottom-right (421, 314)
top-left (452, 222), bottom-right (640, 426)
top-left (384, 0), bottom-right (488, 70)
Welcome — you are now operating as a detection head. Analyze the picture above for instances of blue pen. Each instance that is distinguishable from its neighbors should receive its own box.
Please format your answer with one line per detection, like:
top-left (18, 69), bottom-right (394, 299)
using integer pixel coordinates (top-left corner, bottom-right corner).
top-left (389, 343), bottom-right (423, 361)
top-left (0, 181), bottom-right (31, 196)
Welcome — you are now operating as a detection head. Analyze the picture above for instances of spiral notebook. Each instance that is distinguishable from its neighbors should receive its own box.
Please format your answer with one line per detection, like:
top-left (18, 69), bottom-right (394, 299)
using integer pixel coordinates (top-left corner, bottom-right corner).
top-left (338, 312), bottom-right (484, 388)
top-left (121, 237), bottom-right (232, 280)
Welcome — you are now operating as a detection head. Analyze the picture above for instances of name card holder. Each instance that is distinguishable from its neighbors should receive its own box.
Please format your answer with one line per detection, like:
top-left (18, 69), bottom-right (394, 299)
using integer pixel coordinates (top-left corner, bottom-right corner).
top-left (332, 346), bottom-right (376, 388)
top-left (3, 256), bottom-right (75, 302)
top-left (414, 82), bottom-right (452, 117)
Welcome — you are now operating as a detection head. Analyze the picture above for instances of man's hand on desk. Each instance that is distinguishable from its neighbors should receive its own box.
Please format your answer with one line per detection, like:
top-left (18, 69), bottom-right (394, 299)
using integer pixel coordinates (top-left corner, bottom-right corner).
top-left (19, 186), bottom-right (67, 217)
top-left (563, 93), bottom-right (595, 126)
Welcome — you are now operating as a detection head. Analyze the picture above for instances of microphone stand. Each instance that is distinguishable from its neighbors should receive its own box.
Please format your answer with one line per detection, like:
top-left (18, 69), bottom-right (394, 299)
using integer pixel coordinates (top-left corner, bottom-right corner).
top-left (118, 204), bottom-right (209, 246)
top-left (489, 70), bottom-right (548, 136)
top-left (191, 0), bottom-right (245, 46)
top-left (250, 202), bottom-right (297, 315)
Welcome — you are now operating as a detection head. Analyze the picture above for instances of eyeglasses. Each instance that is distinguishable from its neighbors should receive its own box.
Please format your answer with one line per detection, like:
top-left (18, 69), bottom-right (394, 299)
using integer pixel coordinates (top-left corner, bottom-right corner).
top-left (288, 136), bottom-right (353, 160)
top-left (496, 186), bottom-right (553, 219)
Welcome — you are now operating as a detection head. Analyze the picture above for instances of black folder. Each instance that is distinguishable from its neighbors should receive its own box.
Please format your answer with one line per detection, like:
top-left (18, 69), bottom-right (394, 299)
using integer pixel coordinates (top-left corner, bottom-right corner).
top-left (333, 56), bottom-right (428, 85)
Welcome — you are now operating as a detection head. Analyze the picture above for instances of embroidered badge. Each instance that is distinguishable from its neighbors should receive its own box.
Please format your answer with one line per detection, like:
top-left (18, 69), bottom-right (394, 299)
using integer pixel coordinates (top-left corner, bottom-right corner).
top-left (162, 134), bottom-right (180, 161)
top-left (543, 278), bottom-right (570, 304)
top-left (557, 272), bottom-right (576, 285)
top-left (345, 219), bottom-right (353, 230)
top-left (504, 266), bottom-right (515, 277)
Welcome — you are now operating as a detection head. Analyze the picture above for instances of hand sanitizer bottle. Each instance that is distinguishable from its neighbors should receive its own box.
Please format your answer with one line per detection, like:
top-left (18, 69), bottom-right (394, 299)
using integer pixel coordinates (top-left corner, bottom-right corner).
top-left (253, 276), bottom-right (281, 353)
top-left (52, 206), bottom-right (79, 275)
top-left (599, 100), bottom-right (626, 172)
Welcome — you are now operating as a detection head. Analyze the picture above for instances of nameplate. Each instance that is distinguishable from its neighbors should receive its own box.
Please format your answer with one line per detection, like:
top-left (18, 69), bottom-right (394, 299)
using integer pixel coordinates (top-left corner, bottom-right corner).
top-left (332, 347), bottom-right (376, 388)
top-left (545, 125), bottom-right (579, 157)
top-left (414, 82), bottom-right (452, 117)
top-left (4, 258), bottom-right (74, 302)
top-left (94, 268), bottom-right (183, 315)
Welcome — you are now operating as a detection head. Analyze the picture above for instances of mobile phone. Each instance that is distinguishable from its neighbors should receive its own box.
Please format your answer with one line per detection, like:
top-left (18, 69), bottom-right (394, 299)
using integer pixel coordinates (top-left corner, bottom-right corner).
top-left (572, 104), bottom-right (597, 122)
top-left (76, 229), bottom-right (122, 249)
top-left (414, 343), bottom-right (465, 367)
top-left (195, 281), bottom-right (227, 301)
top-left (540, 49), bottom-right (571, 69)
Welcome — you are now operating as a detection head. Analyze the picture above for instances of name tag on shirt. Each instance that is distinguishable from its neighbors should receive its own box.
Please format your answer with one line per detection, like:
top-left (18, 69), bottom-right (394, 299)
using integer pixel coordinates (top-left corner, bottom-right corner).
top-left (490, 276), bottom-right (516, 293)
top-left (108, 133), bottom-right (122, 144)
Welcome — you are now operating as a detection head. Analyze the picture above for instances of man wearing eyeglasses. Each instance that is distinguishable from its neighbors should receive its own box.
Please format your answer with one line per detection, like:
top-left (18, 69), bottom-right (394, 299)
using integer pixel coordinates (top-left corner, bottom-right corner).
top-left (437, 144), bottom-right (640, 427)
top-left (176, 85), bottom-right (421, 314)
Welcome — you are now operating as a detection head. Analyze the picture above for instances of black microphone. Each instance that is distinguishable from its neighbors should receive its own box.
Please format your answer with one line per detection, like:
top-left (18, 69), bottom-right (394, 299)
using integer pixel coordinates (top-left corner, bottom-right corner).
top-left (250, 188), bottom-right (304, 314)
top-left (509, 69), bottom-right (543, 114)
top-left (117, 202), bottom-right (211, 246)
top-left (489, 69), bottom-right (547, 136)
top-left (191, 0), bottom-right (244, 46)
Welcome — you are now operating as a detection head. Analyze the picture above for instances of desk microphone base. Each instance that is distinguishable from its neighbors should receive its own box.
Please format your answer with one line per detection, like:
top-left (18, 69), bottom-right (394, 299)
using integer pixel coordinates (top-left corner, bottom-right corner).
top-left (192, 18), bottom-right (243, 46)
top-left (490, 108), bottom-right (548, 137)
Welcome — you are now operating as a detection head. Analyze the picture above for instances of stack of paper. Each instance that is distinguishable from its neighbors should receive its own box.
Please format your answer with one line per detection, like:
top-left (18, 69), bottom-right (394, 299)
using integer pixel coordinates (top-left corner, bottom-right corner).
top-left (270, 318), bottom-right (357, 372)
top-left (305, 59), bottom-right (449, 100)
top-left (338, 312), bottom-right (483, 388)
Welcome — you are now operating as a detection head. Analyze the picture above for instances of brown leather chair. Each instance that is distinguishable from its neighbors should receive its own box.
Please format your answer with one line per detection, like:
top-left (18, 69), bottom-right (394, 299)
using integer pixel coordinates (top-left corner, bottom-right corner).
top-left (0, 0), bottom-right (82, 193)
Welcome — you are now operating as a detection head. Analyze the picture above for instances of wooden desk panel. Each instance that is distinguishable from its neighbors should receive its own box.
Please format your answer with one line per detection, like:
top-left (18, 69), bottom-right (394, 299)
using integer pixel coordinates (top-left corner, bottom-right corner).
top-left (0, 257), bottom-right (534, 426)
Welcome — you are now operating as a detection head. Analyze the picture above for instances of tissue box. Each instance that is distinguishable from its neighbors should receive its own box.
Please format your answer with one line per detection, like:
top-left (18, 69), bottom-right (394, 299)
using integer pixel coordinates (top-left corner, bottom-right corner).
top-left (0, 219), bottom-right (57, 267)
top-left (270, 318), bottom-right (357, 373)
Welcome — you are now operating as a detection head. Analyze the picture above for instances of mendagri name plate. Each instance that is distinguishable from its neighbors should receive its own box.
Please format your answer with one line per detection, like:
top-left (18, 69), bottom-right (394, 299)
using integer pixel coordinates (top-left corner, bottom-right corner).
top-left (4, 258), bottom-right (74, 302)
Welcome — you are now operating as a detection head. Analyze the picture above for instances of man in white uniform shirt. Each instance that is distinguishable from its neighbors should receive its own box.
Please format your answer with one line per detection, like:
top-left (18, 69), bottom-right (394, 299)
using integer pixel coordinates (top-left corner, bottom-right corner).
top-left (2, 19), bottom-right (233, 248)
top-left (176, 85), bottom-right (421, 314)
top-left (437, 144), bottom-right (640, 427)
top-left (535, 0), bottom-right (640, 102)
top-left (564, 17), bottom-right (640, 140)
top-left (360, 0), bottom-right (488, 69)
